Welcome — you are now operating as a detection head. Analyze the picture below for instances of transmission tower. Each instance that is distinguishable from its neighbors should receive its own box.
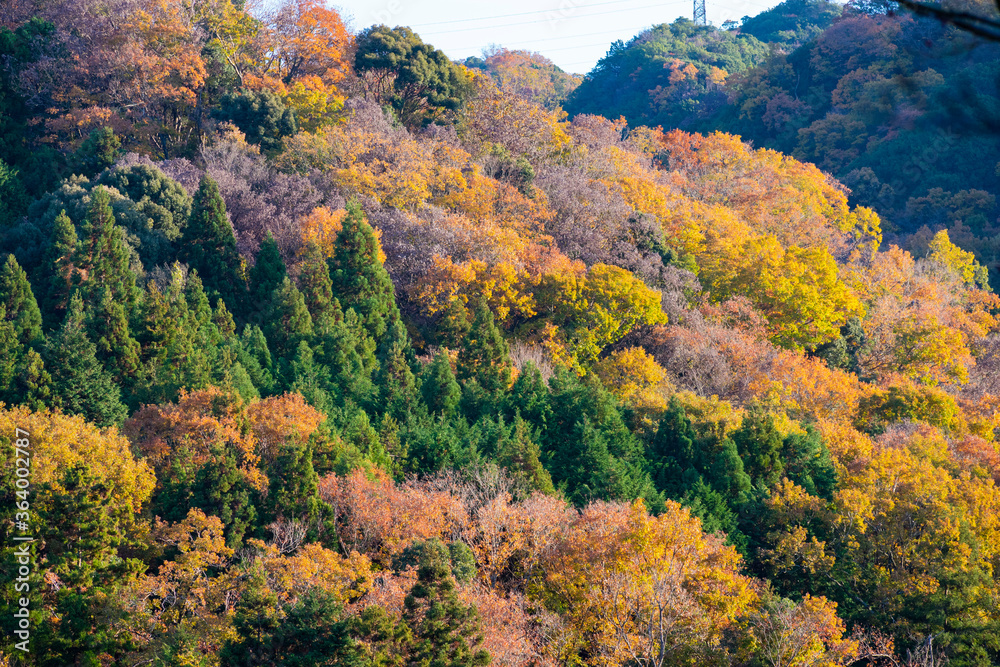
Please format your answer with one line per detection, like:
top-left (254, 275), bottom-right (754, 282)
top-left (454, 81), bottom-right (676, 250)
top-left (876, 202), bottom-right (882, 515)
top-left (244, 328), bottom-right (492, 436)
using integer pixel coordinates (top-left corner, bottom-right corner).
top-left (693, 0), bottom-right (707, 25)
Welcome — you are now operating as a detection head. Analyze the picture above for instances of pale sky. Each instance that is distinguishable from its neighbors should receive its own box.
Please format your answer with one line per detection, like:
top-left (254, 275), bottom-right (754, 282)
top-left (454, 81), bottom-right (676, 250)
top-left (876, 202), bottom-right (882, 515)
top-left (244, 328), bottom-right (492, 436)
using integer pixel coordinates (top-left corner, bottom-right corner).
top-left (334, 0), bottom-right (784, 74)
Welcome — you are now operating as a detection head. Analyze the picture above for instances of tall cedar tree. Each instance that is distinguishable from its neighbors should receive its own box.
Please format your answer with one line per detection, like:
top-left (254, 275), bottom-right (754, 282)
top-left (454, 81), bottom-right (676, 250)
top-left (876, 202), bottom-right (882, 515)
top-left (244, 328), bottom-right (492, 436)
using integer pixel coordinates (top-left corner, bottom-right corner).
top-left (267, 277), bottom-right (314, 362)
top-left (421, 349), bottom-right (461, 417)
top-left (77, 186), bottom-right (141, 379)
top-left (0, 256), bottom-right (52, 409)
top-left (287, 339), bottom-right (335, 415)
top-left (265, 442), bottom-right (327, 540)
top-left (491, 415), bottom-right (555, 494)
top-left (36, 209), bottom-right (78, 329)
top-left (328, 200), bottom-right (399, 340)
top-left (298, 241), bottom-right (336, 324)
top-left (182, 174), bottom-right (246, 310)
top-left (402, 540), bottom-right (491, 667)
top-left (44, 295), bottom-right (127, 427)
top-left (191, 444), bottom-right (259, 548)
top-left (248, 232), bottom-right (287, 321)
top-left (501, 361), bottom-right (552, 430)
top-left (457, 300), bottom-right (512, 396)
top-left (0, 253), bottom-right (42, 346)
top-left (375, 318), bottom-right (419, 422)
top-left (733, 409), bottom-right (785, 490)
top-left (648, 398), bottom-right (699, 495)
top-left (221, 570), bottom-right (356, 667)
top-left (316, 303), bottom-right (377, 410)
top-left (0, 309), bottom-right (20, 398)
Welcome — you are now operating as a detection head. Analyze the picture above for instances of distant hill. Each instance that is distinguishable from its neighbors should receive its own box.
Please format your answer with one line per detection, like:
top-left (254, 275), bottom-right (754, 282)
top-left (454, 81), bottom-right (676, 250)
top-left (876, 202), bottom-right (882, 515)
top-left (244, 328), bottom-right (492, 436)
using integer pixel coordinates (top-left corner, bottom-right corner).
top-left (563, 19), bottom-right (769, 130)
top-left (462, 48), bottom-right (581, 110)
top-left (739, 0), bottom-right (843, 50)
top-left (564, 0), bottom-right (1000, 269)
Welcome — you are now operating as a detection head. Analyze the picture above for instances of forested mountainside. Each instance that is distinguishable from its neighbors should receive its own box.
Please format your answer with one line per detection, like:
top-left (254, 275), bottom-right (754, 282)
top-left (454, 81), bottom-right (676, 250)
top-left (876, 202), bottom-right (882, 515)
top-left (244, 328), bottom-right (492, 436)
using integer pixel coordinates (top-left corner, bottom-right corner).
top-left (566, 0), bottom-right (1000, 269)
top-left (2, 0), bottom-right (1000, 665)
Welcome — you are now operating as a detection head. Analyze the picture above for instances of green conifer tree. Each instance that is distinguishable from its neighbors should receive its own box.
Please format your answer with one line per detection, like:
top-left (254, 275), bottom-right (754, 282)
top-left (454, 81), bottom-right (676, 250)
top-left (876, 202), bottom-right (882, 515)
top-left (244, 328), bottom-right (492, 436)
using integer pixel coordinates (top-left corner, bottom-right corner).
top-left (298, 241), bottom-right (336, 324)
top-left (265, 443), bottom-right (328, 541)
top-left (8, 348), bottom-right (54, 410)
top-left (77, 186), bottom-right (139, 311)
top-left (247, 232), bottom-right (287, 321)
top-left (403, 539), bottom-right (491, 667)
top-left (36, 210), bottom-right (78, 329)
top-left (648, 398), bottom-right (699, 495)
top-left (732, 409), bottom-right (785, 490)
top-left (191, 444), bottom-right (259, 548)
top-left (316, 304), bottom-right (377, 410)
top-left (266, 277), bottom-right (314, 361)
top-left (182, 174), bottom-right (246, 309)
top-left (44, 295), bottom-right (127, 427)
top-left (437, 297), bottom-right (471, 347)
top-left (375, 319), bottom-right (419, 422)
top-left (457, 300), bottom-right (512, 396)
top-left (496, 416), bottom-right (555, 495)
top-left (328, 200), bottom-right (399, 339)
top-left (0, 253), bottom-right (42, 346)
top-left (286, 339), bottom-right (334, 415)
top-left (0, 312), bottom-right (19, 399)
top-left (780, 427), bottom-right (837, 500)
top-left (75, 187), bottom-right (142, 380)
top-left (706, 437), bottom-right (752, 505)
top-left (239, 324), bottom-right (277, 396)
top-left (219, 568), bottom-right (282, 666)
top-left (221, 569), bottom-right (357, 667)
top-left (501, 361), bottom-right (552, 430)
top-left (421, 349), bottom-right (461, 417)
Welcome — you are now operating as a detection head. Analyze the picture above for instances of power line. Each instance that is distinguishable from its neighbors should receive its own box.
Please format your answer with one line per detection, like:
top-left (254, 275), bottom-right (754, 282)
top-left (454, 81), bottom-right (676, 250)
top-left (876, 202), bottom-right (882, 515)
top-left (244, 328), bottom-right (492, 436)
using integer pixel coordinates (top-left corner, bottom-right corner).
top-left (452, 28), bottom-right (643, 51)
top-left (408, 0), bottom-right (645, 27)
top-left (420, 2), bottom-right (669, 35)
top-left (448, 4), bottom-right (689, 51)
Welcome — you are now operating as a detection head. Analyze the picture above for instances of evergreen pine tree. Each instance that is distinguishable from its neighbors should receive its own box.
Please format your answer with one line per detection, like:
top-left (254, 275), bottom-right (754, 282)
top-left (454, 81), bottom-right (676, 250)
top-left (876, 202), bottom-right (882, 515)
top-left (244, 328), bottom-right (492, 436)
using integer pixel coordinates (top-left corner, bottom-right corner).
top-left (75, 187), bottom-right (142, 380)
top-left (191, 444), bottom-right (259, 548)
top-left (36, 209), bottom-right (78, 330)
top-left (219, 568), bottom-right (282, 666)
top-left (239, 324), bottom-right (277, 396)
top-left (221, 570), bottom-right (357, 667)
top-left (328, 200), bottom-right (399, 339)
top-left (402, 539), bottom-right (491, 667)
top-left (9, 348), bottom-right (54, 411)
top-left (44, 295), bottom-right (127, 427)
top-left (648, 398), bottom-right (699, 495)
top-left (315, 303), bottom-right (377, 410)
top-left (706, 437), bottom-right (752, 505)
top-left (495, 415), bottom-right (555, 494)
top-left (90, 284), bottom-right (141, 380)
top-left (375, 318), bottom-right (419, 421)
top-left (780, 427), bottom-right (837, 500)
top-left (501, 361), bottom-right (551, 430)
top-left (552, 417), bottom-right (621, 505)
top-left (182, 174), bottom-right (246, 309)
top-left (457, 299), bottom-right (512, 397)
top-left (420, 349), bottom-right (461, 417)
top-left (732, 409), bottom-right (785, 490)
top-left (286, 340), bottom-right (334, 414)
top-left (437, 296), bottom-right (471, 347)
top-left (183, 272), bottom-right (225, 388)
top-left (0, 312), bottom-right (19, 398)
top-left (77, 186), bottom-right (140, 311)
top-left (298, 241), bottom-right (336, 324)
top-left (0, 253), bottom-right (42, 346)
top-left (247, 232), bottom-right (286, 321)
top-left (266, 277), bottom-right (314, 361)
top-left (265, 442), bottom-right (327, 540)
